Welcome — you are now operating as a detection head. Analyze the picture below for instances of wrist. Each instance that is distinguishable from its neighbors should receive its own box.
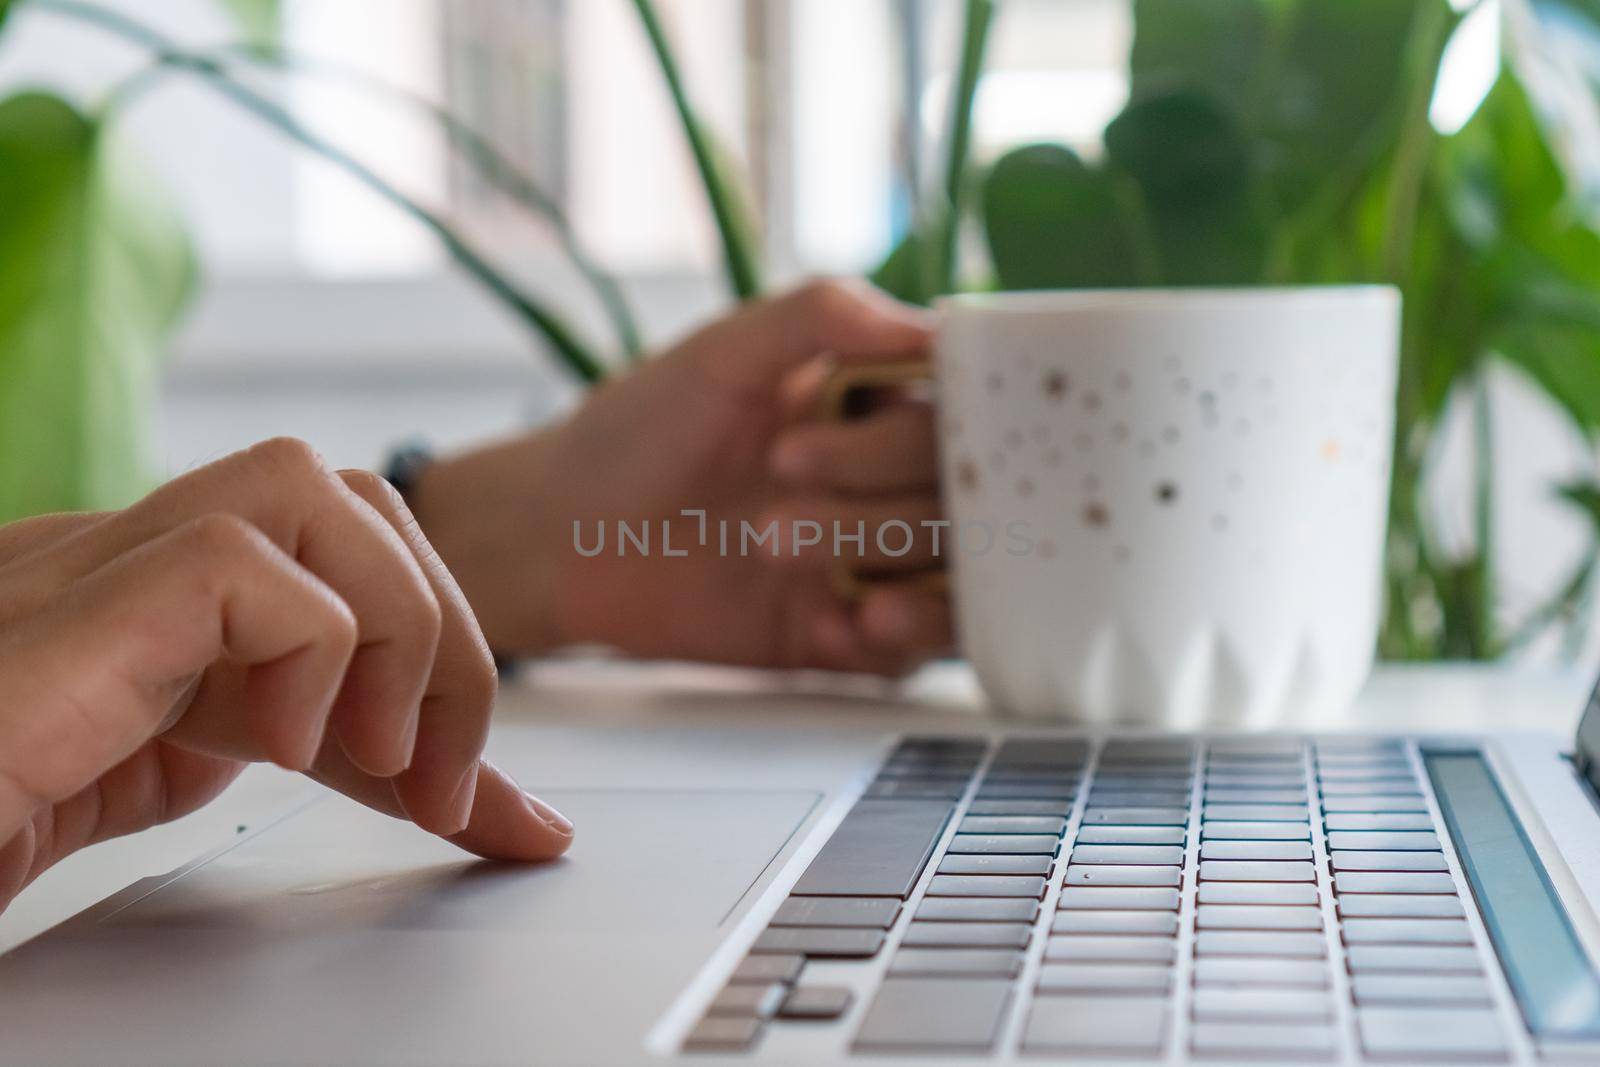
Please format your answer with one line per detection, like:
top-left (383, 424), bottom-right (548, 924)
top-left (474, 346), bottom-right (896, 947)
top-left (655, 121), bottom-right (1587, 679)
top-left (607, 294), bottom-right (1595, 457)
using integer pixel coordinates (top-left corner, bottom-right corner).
top-left (404, 434), bottom-right (572, 658)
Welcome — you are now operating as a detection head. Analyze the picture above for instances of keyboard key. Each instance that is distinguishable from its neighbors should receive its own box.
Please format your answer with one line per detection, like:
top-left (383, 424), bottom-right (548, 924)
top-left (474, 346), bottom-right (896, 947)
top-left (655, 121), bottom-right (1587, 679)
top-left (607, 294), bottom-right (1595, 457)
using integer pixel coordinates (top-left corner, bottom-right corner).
top-left (751, 927), bottom-right (885, 958)
top-left (1196, 905), bottom-right (1322, 930)
top-left (1101, 741), bottom-right (1193, 759)
top-left (683, 1017), bottom-right (762, 1052)
top-left (707, 983), bottom-right (785, 1018)
top-left (916, 898), bottom-right (1039, 923)
top-left (878, 764), bottom-right (976, 780)
top-left (1045, 935), bottom-right (1176, 963)
top-left (1330, 850), bottom-right (1447, 872)
top-left (1325, 830), bottom-right (1440, 851)
top-left (975, 783), bottom-right (1075, 800)
top-left (1321, 795), bottom-right (1428, 813)
top-left (1200, 861), bottom-right (1316, 882)
top-left (1192, 988), bottom-right (1332, 1021)
top-left (1023, 996), bottom-right (1169, 1054)
top-left (1069, 844), bottom-right (1184, 866)
top-left (993, 738), bottom-right (1089, 765)
top-left (937, 854), bottom-right (1053, 877)
top-left (1194, 957), bottom-right (1330, 987)
top-left (1202, 821), bottom-right (1311, 841)
top-left (1210, 740), bottom-right (1306, 755)
top-left (1206, 789), bottom-right (1307, 805)
top-left (1205, 773), bottom-right (1303, 787)
top-left (1064, 865), bottom-right (1181, 887)
top-left (791, 800), bottom-right (951, 898)
top-left (1336, 894), bottom-right (1464, 919)
top-left (1195, 931), bottom-right (1327, 957)
top-left (1057, 886), bottom-right (1180, 910)
top-left (1075, 824), bottom-right (1186, 845)
top-left (1316, 754), bottom-right (1411, 768)
top-left (1092, 775), bottom-right (1192, 791)
top-left (1342, 918), bottom-right (1473, 944)
top-left (1346, 945), bottom-right (1483, 973)
top-left (772, 897), bottom-right (901, 929)
top-left (1200, 840), bottom-right (1312, 861)
top-left (947, 833), bottom-right (1060, 855)
top-left (865, 780), bottom-right (967, 800)
top-left (1323, 812), bottom-right (1434, 831)
top-left (777, 985), bottom-right (853, 1020)
top-left (1206, 759), bottom-right (1304, 773)
top-left (979, 773), bottom-right (1077, 787)
top-left (958, 815), bottom-right (1066, 835)
top-left (1204, 805), bottom-right (1310, 822)
top-left (889, 948), bottom-right (1023, 978)
top-left (966, 799), bottom-right (1073, 816)
top-left (926, 875), bottom-right (1046, 898)
top-left (853, 978), bottom-right (1012, 1053)
top-left (729, 955), bottom-right (803, 985)
top-left (1198, 882), bottom-right (1319, 905)
top-left (1350, 974), bottom-right (1493, 1006)
top-left (1052, 910), bottom-right (1180, 935)
top-left (1318, 780), bottom-right (1420, 796)
top-left (1087, 791), bottom-right (1190, 807)
top-left (1314, 738), bottom-right (1404, 753)
top-left (1356, 1007), bottom-right (1507, 1059)
top-left (1082, 807), bottom-right (1187, 825)
top-left (901, 922), bottom-right (1033, 949)
top-left (1036, 964), bottom-right (1173, 993)
top-left (1334, 871), bottom-right (1456, 894)
top-left (1191, 1022), bottom-right (1336, 1060)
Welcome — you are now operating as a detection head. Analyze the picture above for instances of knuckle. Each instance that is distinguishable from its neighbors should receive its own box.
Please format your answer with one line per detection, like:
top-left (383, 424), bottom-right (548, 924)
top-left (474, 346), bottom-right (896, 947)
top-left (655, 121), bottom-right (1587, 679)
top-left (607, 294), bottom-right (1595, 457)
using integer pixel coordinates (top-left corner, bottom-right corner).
top-left (461, 642), bottom-right (499, 712)
top-left (245, 436), bottom-right (330, 485)
top-left (340, 468), bottom-right (406, 514)
top-left (796, 277), bottom-right (857, 320)
top-left (414, 583), bottom-right (444, 641)
top-left (180, 512), bottom-right (261, 558)
top-left (323, 595), bottom-right (360, 651)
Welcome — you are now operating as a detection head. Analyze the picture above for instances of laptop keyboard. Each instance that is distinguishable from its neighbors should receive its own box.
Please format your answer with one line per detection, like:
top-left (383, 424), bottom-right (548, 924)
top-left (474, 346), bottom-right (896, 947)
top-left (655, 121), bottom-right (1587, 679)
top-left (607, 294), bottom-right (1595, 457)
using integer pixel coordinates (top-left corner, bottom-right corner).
top-left (681, 734), bottom-right (1519, 1061)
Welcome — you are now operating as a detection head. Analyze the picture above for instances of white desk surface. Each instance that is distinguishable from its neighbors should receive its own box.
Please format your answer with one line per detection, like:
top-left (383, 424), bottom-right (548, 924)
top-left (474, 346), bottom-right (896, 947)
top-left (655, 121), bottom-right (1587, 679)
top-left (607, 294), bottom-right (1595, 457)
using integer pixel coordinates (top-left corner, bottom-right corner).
top-left (2, 660), bottom-right (1589, 957)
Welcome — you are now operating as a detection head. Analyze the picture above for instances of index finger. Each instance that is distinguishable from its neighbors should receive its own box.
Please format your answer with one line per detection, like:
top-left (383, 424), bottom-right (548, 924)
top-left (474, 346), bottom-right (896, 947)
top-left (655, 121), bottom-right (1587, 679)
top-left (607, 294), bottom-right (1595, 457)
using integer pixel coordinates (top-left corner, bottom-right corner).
top-left (690, 279), bottom-right (931, 390)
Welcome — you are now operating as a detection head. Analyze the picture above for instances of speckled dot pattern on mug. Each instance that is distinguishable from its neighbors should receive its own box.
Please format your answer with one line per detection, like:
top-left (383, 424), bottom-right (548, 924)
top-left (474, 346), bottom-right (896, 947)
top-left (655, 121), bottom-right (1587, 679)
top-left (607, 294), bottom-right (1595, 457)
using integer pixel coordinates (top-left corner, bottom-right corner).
top-left (936, 289), bottom-right (1400, 728)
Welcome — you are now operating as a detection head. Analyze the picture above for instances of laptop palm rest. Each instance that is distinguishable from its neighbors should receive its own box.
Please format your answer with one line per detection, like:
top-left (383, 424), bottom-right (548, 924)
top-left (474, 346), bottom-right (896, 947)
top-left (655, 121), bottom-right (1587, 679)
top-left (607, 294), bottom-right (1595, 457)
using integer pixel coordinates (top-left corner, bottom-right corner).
top-left (85, 787), bottom-right (819, 933)
top-left (0, 787), bottom-right (821, 1066)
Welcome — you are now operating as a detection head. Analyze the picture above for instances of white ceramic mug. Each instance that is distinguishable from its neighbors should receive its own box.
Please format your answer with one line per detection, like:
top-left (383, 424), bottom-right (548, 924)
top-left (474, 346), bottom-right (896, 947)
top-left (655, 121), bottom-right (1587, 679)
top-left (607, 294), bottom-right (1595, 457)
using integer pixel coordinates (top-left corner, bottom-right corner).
top-left (930, 287), bottom-right (1399, 725)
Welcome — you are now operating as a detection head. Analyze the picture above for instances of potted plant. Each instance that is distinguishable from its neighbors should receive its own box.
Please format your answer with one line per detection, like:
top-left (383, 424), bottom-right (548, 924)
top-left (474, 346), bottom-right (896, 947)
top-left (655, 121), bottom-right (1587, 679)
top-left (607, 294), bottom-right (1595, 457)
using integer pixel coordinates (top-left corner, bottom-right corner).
top-left (637, 0), bottom-right (1600, 663)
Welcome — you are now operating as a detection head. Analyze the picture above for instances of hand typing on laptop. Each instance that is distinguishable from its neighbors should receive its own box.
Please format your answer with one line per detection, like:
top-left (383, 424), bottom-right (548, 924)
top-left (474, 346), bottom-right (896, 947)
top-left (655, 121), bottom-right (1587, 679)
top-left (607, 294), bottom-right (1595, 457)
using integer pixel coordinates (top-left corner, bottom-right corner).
top-left (0, 439), bottom-right (574, 915)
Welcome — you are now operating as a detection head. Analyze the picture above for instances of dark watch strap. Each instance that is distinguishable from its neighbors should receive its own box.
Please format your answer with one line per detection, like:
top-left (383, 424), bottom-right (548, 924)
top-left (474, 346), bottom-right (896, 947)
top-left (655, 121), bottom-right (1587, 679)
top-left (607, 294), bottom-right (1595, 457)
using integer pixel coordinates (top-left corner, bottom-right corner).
top-left (382, 442), bottom-right (435, 506)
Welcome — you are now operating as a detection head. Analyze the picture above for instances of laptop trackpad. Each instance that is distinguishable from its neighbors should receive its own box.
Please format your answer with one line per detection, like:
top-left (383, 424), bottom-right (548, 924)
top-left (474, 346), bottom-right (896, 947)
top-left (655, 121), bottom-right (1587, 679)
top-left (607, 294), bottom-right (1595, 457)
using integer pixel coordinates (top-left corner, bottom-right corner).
top-left (96, 788), bottom-right (822, 933)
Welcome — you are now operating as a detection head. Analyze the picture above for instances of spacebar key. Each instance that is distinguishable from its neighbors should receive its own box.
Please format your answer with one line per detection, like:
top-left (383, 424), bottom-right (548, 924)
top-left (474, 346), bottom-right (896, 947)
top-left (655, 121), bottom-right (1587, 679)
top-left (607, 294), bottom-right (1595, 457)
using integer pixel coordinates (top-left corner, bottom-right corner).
top-left (792, 800), bottom-right (954, 897)
top-left (854, 978), bottom-right (1013, 1053)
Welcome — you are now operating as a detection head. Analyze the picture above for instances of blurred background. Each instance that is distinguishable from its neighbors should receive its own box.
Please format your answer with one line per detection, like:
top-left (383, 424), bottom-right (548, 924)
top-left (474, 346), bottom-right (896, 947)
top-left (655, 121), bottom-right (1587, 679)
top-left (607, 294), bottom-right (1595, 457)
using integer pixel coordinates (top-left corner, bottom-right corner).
top-left (2, 0), bottom-right (1600, 665)
top-left (0, 0), bottom-right (1156, 469)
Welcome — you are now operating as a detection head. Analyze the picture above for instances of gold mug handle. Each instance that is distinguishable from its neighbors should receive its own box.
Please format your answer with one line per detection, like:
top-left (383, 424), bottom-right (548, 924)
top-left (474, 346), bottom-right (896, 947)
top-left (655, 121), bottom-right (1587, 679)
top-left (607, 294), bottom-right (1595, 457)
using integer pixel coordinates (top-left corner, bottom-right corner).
top-left (815, 359), bottom-right (951, 600)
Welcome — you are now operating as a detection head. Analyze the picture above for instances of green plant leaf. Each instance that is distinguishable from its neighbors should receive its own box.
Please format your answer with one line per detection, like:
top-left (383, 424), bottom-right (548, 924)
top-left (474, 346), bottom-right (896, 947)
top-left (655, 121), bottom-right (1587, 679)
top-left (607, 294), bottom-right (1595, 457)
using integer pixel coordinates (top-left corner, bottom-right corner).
top-left (871, 224), bottom-right (942, 307)
top-left (1558, 479), bottom-right (1600, 530)
top-left (630, 0), bottom-right (763, 299)
top-left (1104, 90), bottom-right (1268, 284)
top-left (981, 143), bottom-right (1148, 290)
top-left (218, 0), bottom-right (278, 46)
top-left (0, 92), bottom-right (196, 523)
top-left (0, 0), bottom-right (14, 33)
top-left (1445, 72), bottom-right (1600, 433)
top-left (1128, 0), bottom-right (1431, 217)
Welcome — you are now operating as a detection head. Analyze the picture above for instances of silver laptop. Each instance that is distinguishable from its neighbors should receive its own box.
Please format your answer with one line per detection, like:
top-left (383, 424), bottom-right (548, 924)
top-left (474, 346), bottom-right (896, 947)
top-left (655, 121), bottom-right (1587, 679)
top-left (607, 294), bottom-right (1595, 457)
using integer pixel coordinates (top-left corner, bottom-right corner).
top-left (4, 679), bottom-right (1600, 1066)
